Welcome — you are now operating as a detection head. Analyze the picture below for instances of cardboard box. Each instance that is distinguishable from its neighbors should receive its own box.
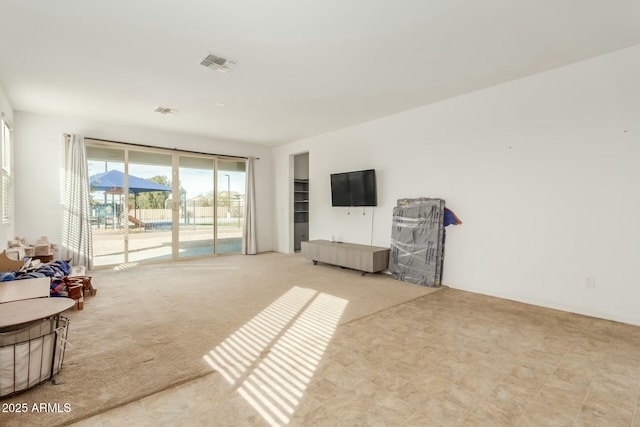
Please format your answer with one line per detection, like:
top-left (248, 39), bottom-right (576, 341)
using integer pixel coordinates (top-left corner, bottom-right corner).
top-left (0, 251), bottom-right (50, 303)
top-left (0, 276), bottom-right (50, 303)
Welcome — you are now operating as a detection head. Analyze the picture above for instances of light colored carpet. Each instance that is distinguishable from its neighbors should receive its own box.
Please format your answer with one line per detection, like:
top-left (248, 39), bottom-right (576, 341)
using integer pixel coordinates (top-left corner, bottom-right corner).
top-left (0, 252), bottom-right (439, 426)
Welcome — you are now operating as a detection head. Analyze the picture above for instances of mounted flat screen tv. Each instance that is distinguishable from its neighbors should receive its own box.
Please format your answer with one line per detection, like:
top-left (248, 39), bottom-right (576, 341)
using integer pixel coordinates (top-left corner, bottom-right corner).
top-left (330, 169), bottom-right (377, 207)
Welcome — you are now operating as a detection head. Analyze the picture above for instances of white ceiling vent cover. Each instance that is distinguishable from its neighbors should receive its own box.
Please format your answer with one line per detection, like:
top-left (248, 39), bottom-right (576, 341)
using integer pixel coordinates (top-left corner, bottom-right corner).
top-left (200, 54), bottom-right (236, 74)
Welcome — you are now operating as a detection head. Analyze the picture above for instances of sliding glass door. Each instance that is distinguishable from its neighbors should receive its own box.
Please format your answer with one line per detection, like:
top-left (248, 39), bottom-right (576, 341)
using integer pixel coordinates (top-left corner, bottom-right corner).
top-left (178, 155), bottom-right (216, 258)
top-left (217, 159), bottom-right (246, 253)
top-left (127, 150), bottom-right (173, 263)
top-left (86, 140), bottom-right (245, 267)
top-left (87, 145), bottom-right (126, 266)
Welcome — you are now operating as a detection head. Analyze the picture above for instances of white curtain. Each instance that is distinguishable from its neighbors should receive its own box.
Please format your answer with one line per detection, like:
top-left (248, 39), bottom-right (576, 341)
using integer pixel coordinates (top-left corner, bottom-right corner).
top-left (61, 134), bottom-right (93, 268)
top-left (242, 156), bottom-right (257, 255)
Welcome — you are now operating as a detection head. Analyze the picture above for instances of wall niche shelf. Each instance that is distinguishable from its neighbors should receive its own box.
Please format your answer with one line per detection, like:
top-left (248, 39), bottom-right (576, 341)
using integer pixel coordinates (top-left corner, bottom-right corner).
top-left (294, 179), bottom-right (309, 250)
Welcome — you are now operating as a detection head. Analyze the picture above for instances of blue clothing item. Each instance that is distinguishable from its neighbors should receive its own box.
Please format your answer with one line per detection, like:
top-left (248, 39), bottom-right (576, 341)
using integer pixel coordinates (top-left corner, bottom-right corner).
top-left (48, 260), bottom-right (71, 277)
top-left (0, 272), bottom-right (16, 281)
top-left (0, 259), bottom-right (72, 282)
top-left (444, 207), bottom-right (462, 227)
top-left (36, 264), bottom-right (56, 277)
top-left (50, 278), bottom-right (65, 296)
top-left (15, 272), bottom-right (47, 280)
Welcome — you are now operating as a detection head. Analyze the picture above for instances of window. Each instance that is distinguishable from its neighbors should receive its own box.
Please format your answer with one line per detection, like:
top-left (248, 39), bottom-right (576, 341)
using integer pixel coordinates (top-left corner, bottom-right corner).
top-left (85, 138), bottom-right (246, 266)
top-left (1, 118), bottom-right (12, 224)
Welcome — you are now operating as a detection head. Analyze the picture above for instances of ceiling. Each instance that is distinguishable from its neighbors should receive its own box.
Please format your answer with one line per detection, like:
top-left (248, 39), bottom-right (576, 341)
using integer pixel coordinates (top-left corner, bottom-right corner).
top-left (1, 1), bottom-right (640, 146)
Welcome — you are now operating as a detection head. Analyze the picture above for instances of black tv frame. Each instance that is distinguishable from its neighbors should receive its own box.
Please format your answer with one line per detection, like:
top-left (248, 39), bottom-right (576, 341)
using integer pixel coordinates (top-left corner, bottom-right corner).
top-left (330, 169), bottom-right (377, 207)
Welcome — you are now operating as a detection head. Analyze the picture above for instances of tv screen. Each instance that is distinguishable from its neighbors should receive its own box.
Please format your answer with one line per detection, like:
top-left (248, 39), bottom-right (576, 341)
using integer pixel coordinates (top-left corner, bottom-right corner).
top-left (330, 169), bottom-right (377, 207)
top-left (330, 173), bottom-right (351, 207)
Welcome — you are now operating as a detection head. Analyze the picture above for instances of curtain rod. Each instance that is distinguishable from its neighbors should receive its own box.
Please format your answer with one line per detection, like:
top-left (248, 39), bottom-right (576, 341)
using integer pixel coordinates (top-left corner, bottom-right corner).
top-left (66, 134), bottom-right (259, 160)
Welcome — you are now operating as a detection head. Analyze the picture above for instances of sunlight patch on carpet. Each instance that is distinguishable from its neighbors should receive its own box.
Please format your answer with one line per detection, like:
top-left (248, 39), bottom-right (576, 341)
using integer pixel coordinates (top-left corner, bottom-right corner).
top-left (113, 262), bottom-right (139, 271)
top-left (204, 286), bottom-right (348, 426)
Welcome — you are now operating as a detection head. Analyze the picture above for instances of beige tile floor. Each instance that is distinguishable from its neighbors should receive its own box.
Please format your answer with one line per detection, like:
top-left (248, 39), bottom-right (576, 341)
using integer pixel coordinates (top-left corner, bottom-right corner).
top-left (71, 288), bottom-right (640, 426)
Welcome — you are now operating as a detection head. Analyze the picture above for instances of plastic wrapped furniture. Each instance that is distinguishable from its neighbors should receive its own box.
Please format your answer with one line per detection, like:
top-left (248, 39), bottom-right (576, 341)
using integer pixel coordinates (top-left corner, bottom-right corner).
top-left (390, 198), bottom-right (445, 287)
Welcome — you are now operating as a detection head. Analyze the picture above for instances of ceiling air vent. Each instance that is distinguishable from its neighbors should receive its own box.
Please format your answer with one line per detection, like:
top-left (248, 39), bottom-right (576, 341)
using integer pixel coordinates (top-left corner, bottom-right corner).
top-left (200, 54), bottom-right (236, 74)
top-left (154, 106), bottom-right (177, 115)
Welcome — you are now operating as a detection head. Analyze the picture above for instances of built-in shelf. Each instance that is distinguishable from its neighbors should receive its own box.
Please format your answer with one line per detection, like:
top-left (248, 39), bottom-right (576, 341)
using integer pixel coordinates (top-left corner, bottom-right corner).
top-left (294, 178), bottom-right (309, 251)
top-left (294, 179), bottom-right (309, 224)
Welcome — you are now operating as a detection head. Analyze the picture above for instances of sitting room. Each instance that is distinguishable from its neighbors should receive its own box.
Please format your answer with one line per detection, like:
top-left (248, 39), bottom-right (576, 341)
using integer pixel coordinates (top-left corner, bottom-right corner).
top-left (1, 1), bottom-right (640, 426)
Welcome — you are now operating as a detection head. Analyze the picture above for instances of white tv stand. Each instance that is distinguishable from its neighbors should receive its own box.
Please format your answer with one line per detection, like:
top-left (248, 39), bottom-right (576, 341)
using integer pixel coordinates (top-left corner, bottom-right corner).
top-left (301, 239), bottom-right (390, 275)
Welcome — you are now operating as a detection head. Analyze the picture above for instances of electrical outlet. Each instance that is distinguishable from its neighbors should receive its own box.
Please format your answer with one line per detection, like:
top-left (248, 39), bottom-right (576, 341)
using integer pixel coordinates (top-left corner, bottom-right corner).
top-left (585, 276), bottom-right (596, 288)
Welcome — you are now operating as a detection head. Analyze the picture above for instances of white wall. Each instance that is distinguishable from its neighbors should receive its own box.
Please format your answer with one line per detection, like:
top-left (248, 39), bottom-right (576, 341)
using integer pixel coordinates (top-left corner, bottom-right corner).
top-left (273, 45), bottom-right (640, 325)
top-left (13, 112), bottom-right (273, 253)
top-left (0, 84), bottom-right (15, 247)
